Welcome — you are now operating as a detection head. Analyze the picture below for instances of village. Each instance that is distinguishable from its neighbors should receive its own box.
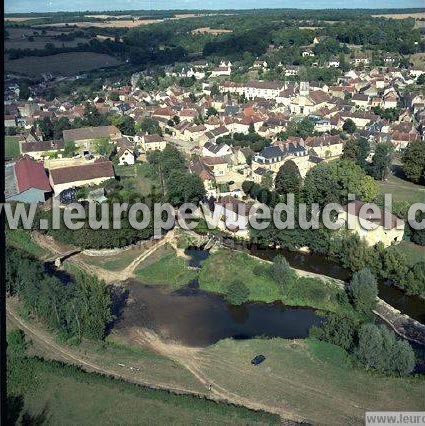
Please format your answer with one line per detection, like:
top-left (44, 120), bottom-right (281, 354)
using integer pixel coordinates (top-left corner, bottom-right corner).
top-left (4, 44), bottom-right (425, 247)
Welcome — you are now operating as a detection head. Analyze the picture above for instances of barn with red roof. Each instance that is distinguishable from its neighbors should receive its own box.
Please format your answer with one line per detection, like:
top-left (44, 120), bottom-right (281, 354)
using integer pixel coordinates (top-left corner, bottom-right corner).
top-left (5, 155), bottom-right (51, 203)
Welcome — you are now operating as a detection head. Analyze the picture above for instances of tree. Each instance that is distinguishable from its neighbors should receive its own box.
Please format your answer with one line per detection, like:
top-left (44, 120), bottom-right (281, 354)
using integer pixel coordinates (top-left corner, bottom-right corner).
top-left (417, 74), bottom-right (425, 85)
top-left (37, 116), bottom-right (54, 140)
top-left (356, 137), bottom-right (370, 170)
top-left (410, 211), bottom-right (425, 247)
top-left (356, 323), bottom-right (415, 375)
top-left (94, 137), bottom-right (112, 156)
top-left (348, 268), bottom-right (378, 313)
top-left (302, 160), bottom-right (378, 207)
top-left (7, 329), bottom-right (28, 358)
top-left (311, 313), bottom-right (356, 351)
top-left (83, 103), bottom-right (109, 127)
top-left (271, 255), bottom-right (297, 291)
top-left (225, 280), bottom-right (250, 305)
top-left (137, 117), bottom-right (162, 135)
top-left (356, 323), bottom-right (386, 371)
top-left (110, 115), bottom-right (135, 136)
top-left (261, 170), bottom-right (274, 190)
top-left (275, 161), bottom-right (302, 195)
top-left (166, 170), bottom-right (206, 205)
top-left (206, 106), bottom-right (218, 117)
top-left (342, 118), bottom-right (357, 134)
top-left (402, 140), bottom-right (425, 184)
top-left (63, 140), bottom-right (76, 157)
top-left (74, 273), bottom-right (112, 340)
top-left (369, 143), bottom-right (394, 181)
top-left (53, 116), bottom-right (72, 139)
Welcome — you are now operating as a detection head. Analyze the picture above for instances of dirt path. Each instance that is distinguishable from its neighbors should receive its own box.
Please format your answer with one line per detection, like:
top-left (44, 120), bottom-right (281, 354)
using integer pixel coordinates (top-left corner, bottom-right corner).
top-left (7, 303), bottom-right (301, 422)
top-left (32, 231), bottom-right (174, 283)
top-left (6, 301), bottom-right (205, 396)
top-left (132, 329), bottom-right (303, 421)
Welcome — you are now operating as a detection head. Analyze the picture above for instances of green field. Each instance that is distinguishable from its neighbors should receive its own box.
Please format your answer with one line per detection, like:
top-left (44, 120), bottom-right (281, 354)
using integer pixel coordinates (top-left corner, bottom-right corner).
top-left (134, 246), bottom-right (355, 315)
top-left (394, 241), bottom-right (425, 266)
top-left (6, 230), bottom-right (49, 258)
top-left (115, 163), bottom-right (159, 197)
top-left (8, 355), bottom-right (278, 425)
top-left (198, 249), bottom-right (355, 316)
top-left (198, 338), bottom-right (425, 425)
top-left (135, 245), bottom-right (197, 287)
top-left (5, 52), bottom-right (122, 77)
top-left (5, 136), bottom-right (21, 160)
top-left (379, 172), bottom-right (425, 205)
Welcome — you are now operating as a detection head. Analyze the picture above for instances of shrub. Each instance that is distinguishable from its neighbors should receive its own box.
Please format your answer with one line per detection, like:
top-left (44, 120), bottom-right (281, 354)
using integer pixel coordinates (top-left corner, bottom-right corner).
top-left (310, 313), bottom-right (357, 351)
top-left (271, 255), bottom-right (297, 292)
top-left (225, 280), bottom-right (250, 305)
top-left (348, 268), bottom-right (378, 314)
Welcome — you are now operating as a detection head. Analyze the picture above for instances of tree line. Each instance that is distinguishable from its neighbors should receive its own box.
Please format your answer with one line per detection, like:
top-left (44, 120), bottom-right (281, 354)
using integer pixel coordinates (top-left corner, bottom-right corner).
top-left (6, 247), bottom-right (112, 342)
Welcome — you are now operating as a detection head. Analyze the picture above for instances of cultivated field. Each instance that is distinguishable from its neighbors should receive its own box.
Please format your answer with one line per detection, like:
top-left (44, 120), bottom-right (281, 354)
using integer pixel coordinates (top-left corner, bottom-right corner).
top-left (4, 16), bottom-right (47, 22)
top-left (5, 52), bottom-right (122, 77)
top-left (372, 12), bottom-right (425, 19)
top-left (35, 19), bottom-right (164, 28)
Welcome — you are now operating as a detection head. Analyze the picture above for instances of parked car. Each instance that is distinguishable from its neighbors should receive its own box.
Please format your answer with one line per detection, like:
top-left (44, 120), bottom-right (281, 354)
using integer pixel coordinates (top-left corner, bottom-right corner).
top-left (251, 355), bottom-right (266, 365)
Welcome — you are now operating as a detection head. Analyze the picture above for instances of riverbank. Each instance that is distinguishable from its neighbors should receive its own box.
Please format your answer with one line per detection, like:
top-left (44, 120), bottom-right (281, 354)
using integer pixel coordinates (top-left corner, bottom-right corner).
top-left (9, 229), bottom-right (425, 346)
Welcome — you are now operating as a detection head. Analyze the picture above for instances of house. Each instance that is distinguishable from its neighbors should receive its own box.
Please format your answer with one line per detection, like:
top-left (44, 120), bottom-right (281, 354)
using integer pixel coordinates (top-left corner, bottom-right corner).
top-left (5, 155), bottom-right (52, 203)
top-left (252, 59), bottom-right (268, 69)
top-left (243, 81), bottom-right (284, 100)
top-left (328, 58), bottom-right (340, 68)
top-left (189, 159), bottom-right (216, 194)
top-left (390, 131), bottom-right (420, 151)
top-left (210, 195), bottom-right (256, 236)
top-left (20, 139), bottom-right (64, 160)
top-left (284, 65), bottom-right (299, 77)
top-left (210, 61), bottom-right (232, 77)
top-left (202, 142), bottom-right (232, 157)
top-left (337, 200), bottom-right (405, 248)
top-left (62, 126), bottom-right (121, 153)
top-left (200, 156), bottom-right (229, 178)
top-left (305, 135), bottom-right (344, 159)
top-left (351, 54), bottom-right (370, 66)
top-left (5, 115), bottom-right (16, 128)
top-left (252, 167), bottom-right (269, 185)
top-left (48, 158), bottom-right (115, 195)
top-left (137, 134), bottom-right (167, 152)
top-left (382, 93), bottom-right (398, 109)
top-left (252, 146), bottom-right (287, 172)
top-left (302, 49), bottom-right (315, 57)
top-left (352, 94), bottom-right (369, 109)
top-left (117, 147), bottom-right (135, 165)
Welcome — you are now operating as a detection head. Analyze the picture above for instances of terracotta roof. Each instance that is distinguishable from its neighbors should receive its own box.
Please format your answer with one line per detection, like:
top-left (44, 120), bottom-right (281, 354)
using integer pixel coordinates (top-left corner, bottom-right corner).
top-left (21, 140), bottom-right (64, 153)
top-left (50, 159), bottom-right (114, 185)
top-left (14, 155), bottom-right (51, 193)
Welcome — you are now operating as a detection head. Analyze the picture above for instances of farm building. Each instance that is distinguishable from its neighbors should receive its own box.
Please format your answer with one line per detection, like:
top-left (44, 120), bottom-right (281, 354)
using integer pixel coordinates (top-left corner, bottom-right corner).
top-left (48, 158), bottom-right (115, 194)
top-left (5, 155), bottom-right (52, 203)
top-left (62, 125), bottom-right (122, 153)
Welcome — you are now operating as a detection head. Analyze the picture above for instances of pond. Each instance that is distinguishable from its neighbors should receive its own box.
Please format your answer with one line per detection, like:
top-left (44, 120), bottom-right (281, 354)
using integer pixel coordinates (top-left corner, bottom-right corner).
top-left (113, 281), bottom-right (323, 347)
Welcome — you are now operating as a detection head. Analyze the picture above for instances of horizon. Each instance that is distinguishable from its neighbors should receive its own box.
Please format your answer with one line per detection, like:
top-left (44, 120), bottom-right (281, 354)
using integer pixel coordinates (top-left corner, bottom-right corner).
top-left (5, 1), bottom-right (425, 14)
